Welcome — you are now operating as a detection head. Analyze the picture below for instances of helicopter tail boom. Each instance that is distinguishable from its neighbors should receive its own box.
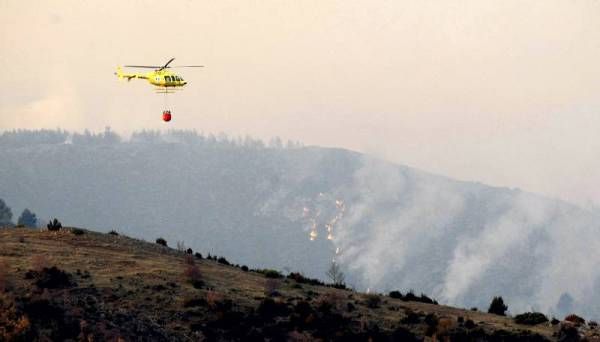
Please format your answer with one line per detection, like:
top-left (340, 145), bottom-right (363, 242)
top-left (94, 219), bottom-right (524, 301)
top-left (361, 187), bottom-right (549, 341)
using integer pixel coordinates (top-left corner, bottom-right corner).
top-left (115, 66), bottom-right (147, 81)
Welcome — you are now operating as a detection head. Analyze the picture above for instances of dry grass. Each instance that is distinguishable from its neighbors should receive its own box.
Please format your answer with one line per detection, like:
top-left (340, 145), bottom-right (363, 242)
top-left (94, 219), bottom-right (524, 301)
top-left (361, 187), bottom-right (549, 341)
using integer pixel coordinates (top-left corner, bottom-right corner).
top-left (0, 227), bottom-right (568, 340)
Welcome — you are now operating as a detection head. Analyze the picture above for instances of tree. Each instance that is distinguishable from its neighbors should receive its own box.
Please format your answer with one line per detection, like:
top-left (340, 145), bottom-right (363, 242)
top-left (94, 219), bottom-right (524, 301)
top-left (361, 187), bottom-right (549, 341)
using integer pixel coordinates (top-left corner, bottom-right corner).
top-left (17, 208), bottom-right (37, 227)
top-left (488, 296), bottom-right (508, 316)
top-left (0, 199), bottom-right (13, 227)
top-left (47, 218), bottom-right (62, 231)
top-left (326, 261), bottom-right (345, 286)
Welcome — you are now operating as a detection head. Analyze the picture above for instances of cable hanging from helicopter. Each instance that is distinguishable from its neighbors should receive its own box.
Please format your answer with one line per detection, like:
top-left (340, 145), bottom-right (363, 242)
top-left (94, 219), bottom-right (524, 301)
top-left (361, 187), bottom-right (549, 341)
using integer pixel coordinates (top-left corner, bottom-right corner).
top-left (114, 58), bottom-right (203, 122)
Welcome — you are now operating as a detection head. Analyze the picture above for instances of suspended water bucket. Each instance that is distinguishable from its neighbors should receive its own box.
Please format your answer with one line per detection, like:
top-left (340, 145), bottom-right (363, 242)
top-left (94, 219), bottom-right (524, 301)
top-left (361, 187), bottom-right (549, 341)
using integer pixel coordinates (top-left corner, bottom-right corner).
top-left (162, 110), bottom-right (172, 122)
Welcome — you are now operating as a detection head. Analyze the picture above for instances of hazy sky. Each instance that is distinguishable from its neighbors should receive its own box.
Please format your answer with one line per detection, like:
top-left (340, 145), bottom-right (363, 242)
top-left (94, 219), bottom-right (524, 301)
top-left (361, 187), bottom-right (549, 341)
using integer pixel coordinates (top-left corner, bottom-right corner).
top-left (2, 1), bottom-right (600, 206)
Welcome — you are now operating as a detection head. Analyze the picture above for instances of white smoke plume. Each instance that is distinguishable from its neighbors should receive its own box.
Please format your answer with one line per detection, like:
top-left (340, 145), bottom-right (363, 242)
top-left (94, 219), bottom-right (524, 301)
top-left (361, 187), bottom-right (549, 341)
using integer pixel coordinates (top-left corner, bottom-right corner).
top-left (333, 155), bottom-right (600, 318)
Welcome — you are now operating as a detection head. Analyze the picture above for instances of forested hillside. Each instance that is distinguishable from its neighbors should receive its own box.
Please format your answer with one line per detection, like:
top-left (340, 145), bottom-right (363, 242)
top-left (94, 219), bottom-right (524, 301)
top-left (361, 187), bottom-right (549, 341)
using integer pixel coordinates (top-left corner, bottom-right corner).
top-left (2, 129), bottom-right (600, 319)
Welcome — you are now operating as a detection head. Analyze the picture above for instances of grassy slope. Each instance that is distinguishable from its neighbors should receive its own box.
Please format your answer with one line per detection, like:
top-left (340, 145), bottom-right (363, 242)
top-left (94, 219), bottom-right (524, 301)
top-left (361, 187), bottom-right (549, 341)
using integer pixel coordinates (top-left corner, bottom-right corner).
top-left (0, 228), bottom-right (576, 341)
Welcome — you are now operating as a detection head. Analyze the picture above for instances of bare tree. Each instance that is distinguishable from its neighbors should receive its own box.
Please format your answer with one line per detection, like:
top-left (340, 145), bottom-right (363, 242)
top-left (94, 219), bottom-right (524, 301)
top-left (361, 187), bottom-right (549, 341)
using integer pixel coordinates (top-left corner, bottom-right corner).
top-left (326, 261), bottom-right (345, 285)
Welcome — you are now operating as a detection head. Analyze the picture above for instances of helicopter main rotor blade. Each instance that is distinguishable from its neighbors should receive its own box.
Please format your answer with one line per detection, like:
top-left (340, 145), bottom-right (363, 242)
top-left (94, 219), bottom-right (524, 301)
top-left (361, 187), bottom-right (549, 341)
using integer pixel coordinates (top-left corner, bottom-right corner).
top-left (124, 65), bottom-right (163, 69)
top-left (160, 58), bottom-right (176, 70)
top-left (170, 65), bottom-right (204, 68)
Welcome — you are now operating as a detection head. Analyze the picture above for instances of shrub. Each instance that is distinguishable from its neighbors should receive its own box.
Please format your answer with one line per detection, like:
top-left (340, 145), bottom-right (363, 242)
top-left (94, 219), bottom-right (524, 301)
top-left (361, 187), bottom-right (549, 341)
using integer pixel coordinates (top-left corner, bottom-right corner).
top-left (551, 317), bottom-right (560, 325)
top-left (514, 312), bottom-right (548, 325)
top-left (316, 292), bottom-right (344, 313)
top-left (419, 293), bottom-right (437, 305)
top-left (424, 313), bottom-right (439, 336)
top-left (241, 265), bottom-right (249, 272)
top-left (365, 294), bottom-right (381, 308)
top-left (287, 272), bottom-right (323, 286)
top-left (186, 248), bottom-right (193, 255)
top-left (464, 319), bottom-right (476, 329)
top-left (564, 314), bottom-right (585, 325)
top-left (263, 269), bottom-right (283, 279)
top-left (194, 252), bottom-right (203, 259)
top-left (558, 323), bottom-right (579, 341)
top-left (403, 291), bottom-right (418, 302)
top-left (183, 263), bottom-right (203, 289)
top-left (108, 230), bottom-right (119, 236)
top-left (389, 290), bottom-right (403, 299)
top-left (71, 228), bottom-right (85, 235)
top-left (329, 283), bottom-right (347, 290)
top-left (182, 254), bottom-right (203, 288)
top-left (217, 257), bottom-right (230, 266)
top-left (258, 297), bottom-right (290, 319)
top-left (28, 266), bottom-right (77, 289)
top-left (488, 296), bottom-right (507, 316)
top-left (589, 320), bottom-right (598, 328)
top-left (47, 218), bottom-right (62, 231)
top-left (401, 309), bottom-right (421, 324)
top-left (155, 237), bottom-right (167, 247)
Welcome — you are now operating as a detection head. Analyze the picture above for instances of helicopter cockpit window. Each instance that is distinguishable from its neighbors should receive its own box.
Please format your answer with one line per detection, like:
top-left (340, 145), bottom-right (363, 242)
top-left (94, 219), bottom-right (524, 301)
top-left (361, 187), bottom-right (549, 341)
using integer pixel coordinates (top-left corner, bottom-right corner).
top-left (175, 76), bottom-right (181, 81)
top-left (165, 76), bottom-right (172, 82)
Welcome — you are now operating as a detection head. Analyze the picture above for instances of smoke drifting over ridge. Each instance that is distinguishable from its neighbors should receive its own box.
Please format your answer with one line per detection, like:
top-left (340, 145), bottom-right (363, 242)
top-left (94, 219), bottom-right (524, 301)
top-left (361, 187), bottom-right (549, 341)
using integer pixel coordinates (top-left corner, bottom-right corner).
top-left (332, 155), bottom-right (600, 317)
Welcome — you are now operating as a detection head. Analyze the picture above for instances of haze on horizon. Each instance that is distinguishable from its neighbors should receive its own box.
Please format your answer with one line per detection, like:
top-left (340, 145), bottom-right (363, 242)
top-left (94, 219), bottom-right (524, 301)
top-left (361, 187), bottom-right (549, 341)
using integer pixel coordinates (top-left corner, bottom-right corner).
top-left (1, 0), bottom-right (600, 207)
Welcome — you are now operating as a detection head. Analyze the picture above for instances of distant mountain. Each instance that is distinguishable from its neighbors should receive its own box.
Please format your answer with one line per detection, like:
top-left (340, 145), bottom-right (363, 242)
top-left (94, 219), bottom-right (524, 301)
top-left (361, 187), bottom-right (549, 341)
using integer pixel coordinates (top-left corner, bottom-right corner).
top-left (2, 129), bottom-right (600, 319)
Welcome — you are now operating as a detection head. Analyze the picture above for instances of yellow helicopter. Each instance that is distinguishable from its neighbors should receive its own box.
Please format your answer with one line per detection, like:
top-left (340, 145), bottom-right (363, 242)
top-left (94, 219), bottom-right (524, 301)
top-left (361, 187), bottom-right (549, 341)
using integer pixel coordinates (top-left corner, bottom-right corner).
top-left (115, 58), bottom-right (203, 93)
top-left (115, 58), bottom-right (203, 121)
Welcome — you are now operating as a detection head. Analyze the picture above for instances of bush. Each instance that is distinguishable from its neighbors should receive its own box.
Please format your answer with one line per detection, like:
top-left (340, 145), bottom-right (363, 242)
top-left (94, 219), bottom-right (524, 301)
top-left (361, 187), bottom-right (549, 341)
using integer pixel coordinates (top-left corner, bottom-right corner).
top-left (365, 294), bottom-right (381, 308)
top-left (47, 218), bottom-right (62, 231)
top-left (389, 290), bottom-right (438, 304)
top-left (464, 319), bottom-right (476, 329)
top-left (241, 265), bottom-right (249, 272)
top-left (401, 309), bottom-right (421, 324)
top-left (389, 290), bottom-right (403, 299)
top-left (257, 298), bottom-right (290, 319)
top-left (488, 296), bottom-right (507, 316)
top-left (315, 292), bottom-right (344, 313)
top-left (564, 314), bottom-right (585, 325)
top-left (155, 237), bottom-right (167, 247)
top-left (71, 228), bottom-right (85, 235)
top-left (108, 230), bottom-right (119, 236)
top-left (194, 252), bottom-right (203, 259)
top-left (186, 248), bottom-right (193, 255)
top-left (514, 312), bottom-right (548, 325)
top-left (181, 258), bottom-right (203, 286)
top-left (287, 272), bottom-right (324, 286)
top-left (217, 257), bottom-right (230, 266)
top-left (262, 269), bottom-right (283, 279)
top-left (419, 293), bottom-right (437, 305)
top-left (403, 291), bottom-right (418, 302)
top-left (27, 266), bottom-right (77, 289)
